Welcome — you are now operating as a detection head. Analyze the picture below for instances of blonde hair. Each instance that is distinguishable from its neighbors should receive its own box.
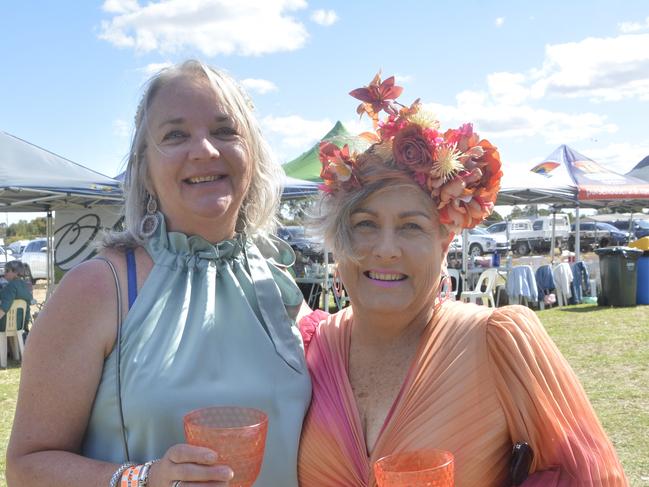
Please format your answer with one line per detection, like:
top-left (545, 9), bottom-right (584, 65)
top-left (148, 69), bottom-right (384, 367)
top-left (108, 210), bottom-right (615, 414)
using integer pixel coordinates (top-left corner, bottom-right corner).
top-left (103, 60), bottom-right (282, 248)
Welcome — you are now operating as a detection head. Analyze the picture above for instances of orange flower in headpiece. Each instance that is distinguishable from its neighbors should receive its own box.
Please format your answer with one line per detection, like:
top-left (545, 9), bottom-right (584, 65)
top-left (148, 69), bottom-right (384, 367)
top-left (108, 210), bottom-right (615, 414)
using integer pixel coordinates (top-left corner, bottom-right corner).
top-left (318, 142), bottom-right (359, 194)
top-left (436, 140), bottom-right (502, 229)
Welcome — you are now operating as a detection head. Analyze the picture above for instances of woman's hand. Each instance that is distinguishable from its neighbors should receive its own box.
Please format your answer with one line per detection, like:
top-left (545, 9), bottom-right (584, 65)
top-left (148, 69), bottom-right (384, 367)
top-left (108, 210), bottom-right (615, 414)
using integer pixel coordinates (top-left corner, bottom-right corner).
top-left (149, 444), bottom-right (234, 486)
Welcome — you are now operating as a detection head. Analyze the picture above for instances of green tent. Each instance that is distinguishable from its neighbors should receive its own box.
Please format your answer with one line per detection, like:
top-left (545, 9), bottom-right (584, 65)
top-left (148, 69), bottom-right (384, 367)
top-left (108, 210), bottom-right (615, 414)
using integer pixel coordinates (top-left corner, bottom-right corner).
top-left (282, 121), bottom-right (370, 182)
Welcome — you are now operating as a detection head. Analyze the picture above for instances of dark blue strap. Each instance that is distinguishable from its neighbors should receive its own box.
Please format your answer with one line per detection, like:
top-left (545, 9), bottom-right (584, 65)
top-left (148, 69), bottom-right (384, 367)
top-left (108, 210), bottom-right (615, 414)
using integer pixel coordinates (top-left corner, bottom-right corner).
top-left (126, 248), bottom-right (137, 310)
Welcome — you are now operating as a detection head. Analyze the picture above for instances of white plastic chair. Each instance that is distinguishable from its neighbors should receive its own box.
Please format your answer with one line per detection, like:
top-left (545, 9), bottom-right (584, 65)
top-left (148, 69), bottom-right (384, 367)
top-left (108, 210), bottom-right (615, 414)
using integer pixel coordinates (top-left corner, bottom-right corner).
top-left (0, 299), bottom-right (28, 368)
top-left (460, 268), bottom-right (498, 307)
top-left (447, 268), bottom-right (461, 300)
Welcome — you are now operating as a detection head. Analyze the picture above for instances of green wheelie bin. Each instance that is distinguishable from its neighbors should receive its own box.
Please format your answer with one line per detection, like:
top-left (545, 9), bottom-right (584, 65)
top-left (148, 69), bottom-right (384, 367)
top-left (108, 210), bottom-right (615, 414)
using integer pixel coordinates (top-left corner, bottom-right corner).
top-left (594, 246), bottom-right (643, 306)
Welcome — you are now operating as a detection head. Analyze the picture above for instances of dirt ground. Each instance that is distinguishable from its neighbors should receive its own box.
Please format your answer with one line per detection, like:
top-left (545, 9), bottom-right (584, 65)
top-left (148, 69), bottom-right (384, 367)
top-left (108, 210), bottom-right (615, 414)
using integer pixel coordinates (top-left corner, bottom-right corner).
top-left (32, 282), bottom-right (47, 304)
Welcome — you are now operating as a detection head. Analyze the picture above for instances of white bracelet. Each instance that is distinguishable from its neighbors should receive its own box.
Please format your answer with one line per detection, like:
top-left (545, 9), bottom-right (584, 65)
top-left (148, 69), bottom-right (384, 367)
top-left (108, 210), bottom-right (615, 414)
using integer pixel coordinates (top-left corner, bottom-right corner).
top-left (138, 459), bottom-right (159, 487)
top-left (109, 462), bottom-right (136, 487)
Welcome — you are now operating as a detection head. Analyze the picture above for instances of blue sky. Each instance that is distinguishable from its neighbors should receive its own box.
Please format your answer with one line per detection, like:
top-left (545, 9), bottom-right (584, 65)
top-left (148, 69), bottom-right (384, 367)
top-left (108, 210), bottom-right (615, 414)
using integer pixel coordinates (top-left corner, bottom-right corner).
top-left (2, 0), bottom-right (649, 224)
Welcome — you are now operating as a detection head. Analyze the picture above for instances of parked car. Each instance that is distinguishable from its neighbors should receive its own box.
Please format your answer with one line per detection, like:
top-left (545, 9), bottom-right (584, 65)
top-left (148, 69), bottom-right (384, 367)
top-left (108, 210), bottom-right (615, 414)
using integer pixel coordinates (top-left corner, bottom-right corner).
top-left (449, 228), bottom-right (508, 257)
top-left (20, 237), bottom-right (48, 282)
top-left (7, 239), bottom-right (30, 260)
top-left (0, 247), bottom-right (16, 277)
top-left (606, 219), bottom-right (649, 241)
top-left (568, 222), bottom-right (627, 252)
top-left (277, 226), bottom-right (324, 261)
top-left (486, 215), bottom-right (570, 255)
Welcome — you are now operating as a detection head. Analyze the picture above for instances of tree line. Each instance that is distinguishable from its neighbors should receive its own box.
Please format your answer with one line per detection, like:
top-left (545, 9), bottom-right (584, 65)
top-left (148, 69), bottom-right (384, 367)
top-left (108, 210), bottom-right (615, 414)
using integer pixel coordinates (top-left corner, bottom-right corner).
top-left (0, 217), bottom-right (47, 243)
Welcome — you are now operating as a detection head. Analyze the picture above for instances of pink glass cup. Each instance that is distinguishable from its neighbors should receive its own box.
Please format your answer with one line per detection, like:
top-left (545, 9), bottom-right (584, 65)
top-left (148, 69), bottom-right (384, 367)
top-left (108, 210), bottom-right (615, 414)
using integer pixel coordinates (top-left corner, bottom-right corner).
top-left (373, 449), bottom-right (455, 487)
top-left (183, 406), bottom-right (268, 487)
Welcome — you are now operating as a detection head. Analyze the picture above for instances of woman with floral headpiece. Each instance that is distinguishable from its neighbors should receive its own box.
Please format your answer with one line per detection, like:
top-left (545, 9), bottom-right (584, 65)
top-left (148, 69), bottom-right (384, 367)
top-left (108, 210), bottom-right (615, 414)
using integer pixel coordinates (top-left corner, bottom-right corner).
top-left (297, 74), bottom-right (627, 486)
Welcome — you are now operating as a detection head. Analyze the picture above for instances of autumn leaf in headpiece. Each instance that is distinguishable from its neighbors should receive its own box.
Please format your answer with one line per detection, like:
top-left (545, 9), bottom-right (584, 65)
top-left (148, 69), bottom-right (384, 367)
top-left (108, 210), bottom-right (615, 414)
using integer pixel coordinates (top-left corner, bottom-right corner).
top-left (318, 141), bottom-right (358, 194)
top-left (349, 73), bottom-right (403, 124)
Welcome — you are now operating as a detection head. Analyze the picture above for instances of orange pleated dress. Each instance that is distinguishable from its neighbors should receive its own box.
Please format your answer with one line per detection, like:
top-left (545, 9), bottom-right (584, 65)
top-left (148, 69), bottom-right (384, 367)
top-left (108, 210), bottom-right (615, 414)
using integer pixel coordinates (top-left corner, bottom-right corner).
top-left (298, 301), bottom-right (628, 487)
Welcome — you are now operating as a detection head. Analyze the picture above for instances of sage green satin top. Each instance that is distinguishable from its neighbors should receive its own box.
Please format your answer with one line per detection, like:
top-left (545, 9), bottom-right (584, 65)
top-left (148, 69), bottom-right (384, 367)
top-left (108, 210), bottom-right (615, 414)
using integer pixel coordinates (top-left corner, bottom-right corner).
top-left (82, 215), bottom-right (311, 486)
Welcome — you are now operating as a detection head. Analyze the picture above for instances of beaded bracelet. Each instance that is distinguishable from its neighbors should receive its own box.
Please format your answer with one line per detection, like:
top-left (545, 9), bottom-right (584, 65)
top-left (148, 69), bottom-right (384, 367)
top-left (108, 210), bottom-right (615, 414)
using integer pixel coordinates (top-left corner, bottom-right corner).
top-left (109, 462), bottom-right (135, 487)
top-left (122, 464), bottom-right (142, 487)
top-left (117, 459), bottom-right (160, 487)
top-left (138, 459), bottom-right (159, 487)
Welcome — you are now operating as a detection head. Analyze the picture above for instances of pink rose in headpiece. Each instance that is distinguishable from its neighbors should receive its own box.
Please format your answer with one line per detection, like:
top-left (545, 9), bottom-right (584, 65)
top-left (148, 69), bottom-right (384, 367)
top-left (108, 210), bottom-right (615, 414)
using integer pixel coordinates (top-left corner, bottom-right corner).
top-left (392, 125), bottom-right (435, 175)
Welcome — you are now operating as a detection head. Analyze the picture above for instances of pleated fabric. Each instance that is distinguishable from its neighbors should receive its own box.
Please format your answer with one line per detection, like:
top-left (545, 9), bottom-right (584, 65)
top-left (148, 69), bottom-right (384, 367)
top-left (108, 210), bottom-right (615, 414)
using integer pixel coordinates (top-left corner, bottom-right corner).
top-left (298, 301), bottom-right (628, 487)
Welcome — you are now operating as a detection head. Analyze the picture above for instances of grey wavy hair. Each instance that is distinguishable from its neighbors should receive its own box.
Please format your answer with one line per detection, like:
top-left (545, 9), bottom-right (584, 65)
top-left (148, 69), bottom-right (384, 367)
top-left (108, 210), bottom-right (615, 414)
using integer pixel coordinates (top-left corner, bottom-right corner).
top-left (103, 60), bottom-right (283, 248)
top-left (311, 157), bottom-right (449, 263)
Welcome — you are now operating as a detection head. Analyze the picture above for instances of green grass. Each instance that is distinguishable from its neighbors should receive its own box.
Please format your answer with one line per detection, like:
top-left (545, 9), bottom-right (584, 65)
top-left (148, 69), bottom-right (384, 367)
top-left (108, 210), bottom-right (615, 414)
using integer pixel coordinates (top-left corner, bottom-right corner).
top-left (538, 304), bottom-right (649, 486)
top-left (0, 306), bottom-right (647, 486)
top-left (0, 362), bottom-right (20, 487)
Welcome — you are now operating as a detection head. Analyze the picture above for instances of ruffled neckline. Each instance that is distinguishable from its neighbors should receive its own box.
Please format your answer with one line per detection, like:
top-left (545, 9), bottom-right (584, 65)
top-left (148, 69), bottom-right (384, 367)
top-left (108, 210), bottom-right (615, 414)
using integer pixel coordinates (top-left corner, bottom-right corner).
top-left (145, 213), bottom-right (244, 267)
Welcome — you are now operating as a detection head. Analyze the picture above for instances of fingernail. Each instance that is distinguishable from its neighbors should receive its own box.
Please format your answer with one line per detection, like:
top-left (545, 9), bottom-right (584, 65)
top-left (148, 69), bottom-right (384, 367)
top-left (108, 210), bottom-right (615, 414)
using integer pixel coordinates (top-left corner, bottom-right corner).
top-left (206, 452), bottom-right (217, 462)
top-left (216, 466), bottom-right (234, 479)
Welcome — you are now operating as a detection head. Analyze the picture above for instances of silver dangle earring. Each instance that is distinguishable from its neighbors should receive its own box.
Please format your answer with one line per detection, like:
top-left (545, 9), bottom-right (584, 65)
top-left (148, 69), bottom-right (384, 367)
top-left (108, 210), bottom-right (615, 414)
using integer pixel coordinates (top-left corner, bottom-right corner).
top-left (140, 193), bottom-right (159, 238)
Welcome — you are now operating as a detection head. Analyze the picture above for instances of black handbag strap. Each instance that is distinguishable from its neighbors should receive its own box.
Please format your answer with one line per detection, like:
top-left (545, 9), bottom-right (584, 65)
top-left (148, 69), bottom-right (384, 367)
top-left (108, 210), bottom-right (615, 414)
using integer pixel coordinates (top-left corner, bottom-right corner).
top-left (95, 256), bottom-right (130, 461)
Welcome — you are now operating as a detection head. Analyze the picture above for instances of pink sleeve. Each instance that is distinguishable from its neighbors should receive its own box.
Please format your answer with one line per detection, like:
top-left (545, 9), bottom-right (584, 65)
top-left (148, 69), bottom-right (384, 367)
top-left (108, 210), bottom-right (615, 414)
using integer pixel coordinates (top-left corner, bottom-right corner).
top-left (487, 305), bottom-right (628, 486)
top-left (299, 309), bottom-right (329, 353)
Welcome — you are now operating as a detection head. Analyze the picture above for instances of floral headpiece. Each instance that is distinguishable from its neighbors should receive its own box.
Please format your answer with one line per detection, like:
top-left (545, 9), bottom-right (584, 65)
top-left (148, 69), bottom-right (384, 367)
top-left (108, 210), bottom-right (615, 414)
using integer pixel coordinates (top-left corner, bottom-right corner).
top-left (319, 73), bottom-right (503, 230)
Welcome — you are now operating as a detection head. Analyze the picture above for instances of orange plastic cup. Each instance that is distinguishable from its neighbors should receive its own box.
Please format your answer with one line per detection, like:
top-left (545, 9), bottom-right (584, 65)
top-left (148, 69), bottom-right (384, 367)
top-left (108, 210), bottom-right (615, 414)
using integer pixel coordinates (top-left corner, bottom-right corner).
top-left (373, 449), bottom-right (455, 486)
top-left (183, 406), bottom-right (268, 487)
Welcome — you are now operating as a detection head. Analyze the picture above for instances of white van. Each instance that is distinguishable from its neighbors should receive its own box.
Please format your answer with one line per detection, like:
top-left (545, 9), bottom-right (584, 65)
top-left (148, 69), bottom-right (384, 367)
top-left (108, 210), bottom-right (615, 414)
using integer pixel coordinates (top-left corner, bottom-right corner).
top-left (486, 214), bottom-right (571, 255)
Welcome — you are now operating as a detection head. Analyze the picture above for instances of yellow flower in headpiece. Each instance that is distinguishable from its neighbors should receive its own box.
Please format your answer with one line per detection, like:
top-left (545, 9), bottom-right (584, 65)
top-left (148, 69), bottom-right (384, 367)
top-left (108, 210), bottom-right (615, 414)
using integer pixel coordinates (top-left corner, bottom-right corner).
top-left (406, 108), bottom-right (440, 130)
top-left (433, 144), bottom-right (464, 182)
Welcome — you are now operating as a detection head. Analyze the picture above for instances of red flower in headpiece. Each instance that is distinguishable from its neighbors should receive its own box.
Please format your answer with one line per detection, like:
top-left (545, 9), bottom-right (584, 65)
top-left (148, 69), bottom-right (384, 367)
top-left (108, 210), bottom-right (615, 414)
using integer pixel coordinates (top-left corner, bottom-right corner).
top-left (318, 142), bottom-right (359, 194)
top-left (349, 73), bottom-right (404, 123)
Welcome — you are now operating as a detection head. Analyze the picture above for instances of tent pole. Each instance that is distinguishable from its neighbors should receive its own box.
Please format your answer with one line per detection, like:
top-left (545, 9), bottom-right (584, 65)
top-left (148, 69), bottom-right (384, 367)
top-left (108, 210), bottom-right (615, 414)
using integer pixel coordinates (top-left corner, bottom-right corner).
top-left (461, 228), bottom-right (469, 290)
top-left (46, 210), bottom-right (54, 299)
top-left (575, 206), bottom-right (581, 263)
top-left (323, 246), bottom-right (329, 313)
top-left (550, 207), bottom-right (557, 265)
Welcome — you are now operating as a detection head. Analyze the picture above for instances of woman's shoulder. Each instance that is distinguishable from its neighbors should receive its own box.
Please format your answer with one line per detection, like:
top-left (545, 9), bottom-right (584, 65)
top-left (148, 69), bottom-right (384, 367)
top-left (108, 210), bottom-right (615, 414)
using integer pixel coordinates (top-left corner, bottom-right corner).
top-left (28, 255), bottom-right (130, 357)
top-left (485, 304), bottom-right (544, 335)
top-left (435, 302), bottom-right (545, 349)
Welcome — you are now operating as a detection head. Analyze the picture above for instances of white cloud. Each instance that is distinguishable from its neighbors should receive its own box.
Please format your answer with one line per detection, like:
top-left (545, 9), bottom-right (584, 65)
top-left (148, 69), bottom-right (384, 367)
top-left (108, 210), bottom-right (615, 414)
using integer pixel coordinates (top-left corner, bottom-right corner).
top-left (424, 94), bottom-right (617, 145)
top-left (529, 33), bottom-right (649, 102)
top-left (102, 0), bottom-right (140, 14)
top-left (618, 16), bottom-right (649, 33)
top-left (423, 30), bottom-right (645, 149)
top-left (582, 140), bottom-right (649, 175)
top-left (99, 0), bottom-right (309, 56)
top-left (495, 17), bottom-right (505, 27)
top-left (341, 117), bottom-right (373, 137)
top-left (241, 78), bottom-right (278, 94)
top-left (310, 9), bottom-right (338, 26)
top-left (395, 74), bottom-right (413, 84)
top-left (467, 33), bottom-right (649, 104)
top-left (486, 72), bottom-right (529, 105)
top-left (113, 119), bottom-right (132, 137)
top-left (262, 115), bottom-right (333, 150)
